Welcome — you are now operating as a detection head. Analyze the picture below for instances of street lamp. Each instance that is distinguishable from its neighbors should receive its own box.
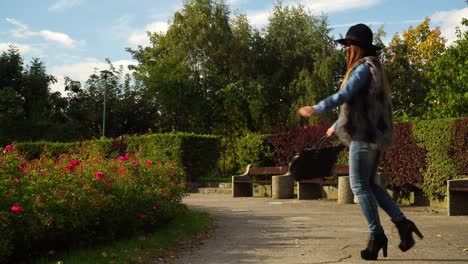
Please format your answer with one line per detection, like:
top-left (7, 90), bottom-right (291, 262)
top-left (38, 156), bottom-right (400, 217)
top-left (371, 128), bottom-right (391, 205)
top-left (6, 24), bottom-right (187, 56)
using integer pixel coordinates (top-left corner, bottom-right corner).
top-left (100, 70), bottom-right (113, 138)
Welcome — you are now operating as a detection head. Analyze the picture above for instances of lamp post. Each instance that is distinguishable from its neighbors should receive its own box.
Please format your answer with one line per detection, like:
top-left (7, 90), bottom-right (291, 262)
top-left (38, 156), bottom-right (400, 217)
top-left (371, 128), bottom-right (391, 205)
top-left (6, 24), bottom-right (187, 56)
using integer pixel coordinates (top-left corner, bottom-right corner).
top-left (100, 70), bottom-right (113, 138)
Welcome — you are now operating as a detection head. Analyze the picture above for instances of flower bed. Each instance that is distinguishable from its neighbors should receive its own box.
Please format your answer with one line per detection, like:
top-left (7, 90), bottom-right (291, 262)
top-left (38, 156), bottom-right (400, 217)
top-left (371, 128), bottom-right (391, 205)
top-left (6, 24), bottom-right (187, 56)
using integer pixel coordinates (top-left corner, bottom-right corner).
top-left (0, 145), bottom-right (187, 262)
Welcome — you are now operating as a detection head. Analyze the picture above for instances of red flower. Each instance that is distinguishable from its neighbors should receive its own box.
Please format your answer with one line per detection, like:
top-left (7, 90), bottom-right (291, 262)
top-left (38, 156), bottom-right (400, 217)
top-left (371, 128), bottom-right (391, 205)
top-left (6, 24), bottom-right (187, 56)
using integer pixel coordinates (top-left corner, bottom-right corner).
top-left (139, 213), bottom-right (146, 219)
top-left (125, 152), bottom-right (131, 159)
top-left (117, 156), bottom-right (127, 162)
top-left (93, 171), bottom-right (105, 179)
top-left (5, 145), bottom-right (13, 152)
top-left (145, 161), bottom-right (153, 167)
top-left (67, 159), bottom-right (80, 172)
top-left (11, 204), bottom-right (23, 213)
top-left (153, 203), bottom-right (161, 210)
top-left (118, 166), bottom-right (125, 174)
top-left (130, 161), bottom-right (137, 166)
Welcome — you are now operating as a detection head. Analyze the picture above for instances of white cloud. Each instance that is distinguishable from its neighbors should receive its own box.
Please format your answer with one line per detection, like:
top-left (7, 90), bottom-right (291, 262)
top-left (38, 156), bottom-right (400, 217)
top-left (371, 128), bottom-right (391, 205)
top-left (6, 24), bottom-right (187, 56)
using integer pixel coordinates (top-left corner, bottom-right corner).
top-left (128, 21), bottom-right (169, 47)
top-left (297, 0), bottom-right (380, 14)
top-left (247, 10), bottom-right (270, 28)
top-left (5, 18), bottom-right (80, 48)
top-left (48, 58), bottom-right (135, 95)
top-left (431, 7), bottom-right (468, 46)
top-left (39, 30), bottom-right (76, 48)
top-left (48, 0), bottom-right (82, 11)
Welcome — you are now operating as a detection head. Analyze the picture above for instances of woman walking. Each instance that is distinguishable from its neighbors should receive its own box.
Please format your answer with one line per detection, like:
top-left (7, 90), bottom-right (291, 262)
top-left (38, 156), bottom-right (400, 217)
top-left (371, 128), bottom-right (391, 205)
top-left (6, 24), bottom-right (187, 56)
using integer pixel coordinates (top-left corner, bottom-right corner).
top-left (298, 23), bottom-right (423, 260)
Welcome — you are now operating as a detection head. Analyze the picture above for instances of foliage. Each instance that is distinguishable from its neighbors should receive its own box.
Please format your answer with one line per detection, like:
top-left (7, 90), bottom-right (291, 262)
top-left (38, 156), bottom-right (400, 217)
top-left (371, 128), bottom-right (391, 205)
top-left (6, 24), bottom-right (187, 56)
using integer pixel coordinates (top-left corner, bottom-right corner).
top-left (448, 117), bottom-right (468, 176)
top-left (125, 133), bottom-right (221, 181)
top-left (381, 123), bottom-right (427, 194)
top-left (234, 133), bottom-right (272, 173)
top-left (384, 18), bottom-right (446, 118)
top-left (265, 123), bottom-right (342, 166)
top-left (425, 18), bottom-right (468, 119)
top-left (413, 118), bottom-right (459, 199)
top-left (0, 144), bottom-right (187, 262)
top-left (16, 141), bottom-right (79, 160)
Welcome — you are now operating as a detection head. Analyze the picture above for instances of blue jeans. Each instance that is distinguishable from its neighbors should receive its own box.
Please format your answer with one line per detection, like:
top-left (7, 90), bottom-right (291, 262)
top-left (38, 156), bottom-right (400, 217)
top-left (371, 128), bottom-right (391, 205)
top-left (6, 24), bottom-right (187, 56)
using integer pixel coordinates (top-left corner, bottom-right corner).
top-left (349, 141), bottom-right (405, 234)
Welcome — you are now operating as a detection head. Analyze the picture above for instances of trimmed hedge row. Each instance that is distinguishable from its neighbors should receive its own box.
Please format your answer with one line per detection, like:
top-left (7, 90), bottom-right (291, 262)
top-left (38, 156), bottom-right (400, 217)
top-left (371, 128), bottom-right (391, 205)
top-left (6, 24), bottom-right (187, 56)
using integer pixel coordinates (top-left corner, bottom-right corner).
top-left (223, 117), bottom-right (467, 201)
top-left (16, 133), bottom-right (222, 181)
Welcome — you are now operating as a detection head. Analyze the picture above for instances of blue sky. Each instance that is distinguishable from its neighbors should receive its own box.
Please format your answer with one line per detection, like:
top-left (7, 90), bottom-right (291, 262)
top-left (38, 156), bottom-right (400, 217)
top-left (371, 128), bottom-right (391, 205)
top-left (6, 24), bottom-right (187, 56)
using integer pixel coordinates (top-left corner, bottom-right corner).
top-left (1, 0), bottom-right (467, 94)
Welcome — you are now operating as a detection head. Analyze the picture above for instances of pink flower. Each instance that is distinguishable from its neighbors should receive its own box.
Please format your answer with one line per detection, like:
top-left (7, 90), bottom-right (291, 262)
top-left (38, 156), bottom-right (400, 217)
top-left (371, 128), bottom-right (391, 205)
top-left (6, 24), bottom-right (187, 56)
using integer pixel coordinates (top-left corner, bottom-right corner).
top-left (153, 203), bottom-right (161, 210)
top-left (118, 166), bottom-right (125, 174)
top-left (66, 159), bottom-right (80, 172)
top-left (5, 145), bottom-right (13, 151)
top-left (145, 161), bottom-right (153, 167)
top-left (130, 161), bottom-right (137, 166)
top-left (14, 177), bottom-right (21, 183)
top-left (124, 152), bottom-right (131, 159)
top-left (139, 213), bottom-right (146, 219)
top-left (117, 156), bottom-right (127, 162)
top-left (11, 204), bottom-right (23, 213)
top-left (93, 171), bottom-right (105, 179)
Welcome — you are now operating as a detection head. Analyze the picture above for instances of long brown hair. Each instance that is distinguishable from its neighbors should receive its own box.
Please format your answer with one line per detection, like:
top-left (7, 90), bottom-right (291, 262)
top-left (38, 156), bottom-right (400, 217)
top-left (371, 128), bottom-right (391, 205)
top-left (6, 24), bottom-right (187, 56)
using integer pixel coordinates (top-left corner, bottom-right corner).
top-left (339, 44), bottom-right (391, 97)
top-left (340, 44), bottom-right (365, 90)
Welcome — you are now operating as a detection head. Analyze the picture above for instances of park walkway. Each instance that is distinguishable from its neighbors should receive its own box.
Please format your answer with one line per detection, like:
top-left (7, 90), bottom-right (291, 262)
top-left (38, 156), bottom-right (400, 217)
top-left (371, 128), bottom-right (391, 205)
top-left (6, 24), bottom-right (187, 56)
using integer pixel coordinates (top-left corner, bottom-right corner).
top-left (171, 193), bottom-right (468, 264)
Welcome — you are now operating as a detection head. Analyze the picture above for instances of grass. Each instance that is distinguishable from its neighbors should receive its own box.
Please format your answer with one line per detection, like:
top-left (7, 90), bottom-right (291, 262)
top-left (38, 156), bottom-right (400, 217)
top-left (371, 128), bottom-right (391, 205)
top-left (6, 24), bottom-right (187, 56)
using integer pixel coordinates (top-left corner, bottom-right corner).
top-left (35, 209), bottom-right (212, 264)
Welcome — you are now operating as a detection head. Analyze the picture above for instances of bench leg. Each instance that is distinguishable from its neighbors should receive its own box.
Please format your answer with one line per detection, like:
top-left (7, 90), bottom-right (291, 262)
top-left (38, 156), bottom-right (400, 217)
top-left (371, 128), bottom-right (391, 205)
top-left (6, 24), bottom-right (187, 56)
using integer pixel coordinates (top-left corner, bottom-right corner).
top-left (448, 180), bottom-right (468, 216)
top-left (272, 175), bottom-right (294, 199)
top-left (232, 182), bottom-right (253, 197)
top-left (297, 182), bottom-right (323, 200)
top-left (338, 176), bottom-right (354, 204)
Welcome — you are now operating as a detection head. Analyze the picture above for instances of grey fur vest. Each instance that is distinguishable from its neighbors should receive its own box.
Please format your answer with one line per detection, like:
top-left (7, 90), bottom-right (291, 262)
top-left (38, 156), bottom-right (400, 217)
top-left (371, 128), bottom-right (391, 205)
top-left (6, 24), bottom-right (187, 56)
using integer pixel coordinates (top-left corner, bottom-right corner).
top-left (334, 56), bottom-right (394, 149)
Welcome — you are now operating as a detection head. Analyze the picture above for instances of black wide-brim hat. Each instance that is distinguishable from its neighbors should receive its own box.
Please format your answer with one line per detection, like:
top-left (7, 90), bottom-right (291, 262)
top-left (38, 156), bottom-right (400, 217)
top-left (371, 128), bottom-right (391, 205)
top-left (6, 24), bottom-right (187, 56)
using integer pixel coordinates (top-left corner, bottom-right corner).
top-left (336, 23), bottom-right (381, 50)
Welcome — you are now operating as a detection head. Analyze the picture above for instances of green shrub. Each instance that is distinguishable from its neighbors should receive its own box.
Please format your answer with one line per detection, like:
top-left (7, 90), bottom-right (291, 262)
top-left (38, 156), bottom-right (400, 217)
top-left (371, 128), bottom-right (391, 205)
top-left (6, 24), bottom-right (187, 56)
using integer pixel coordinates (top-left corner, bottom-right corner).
top-left (448, 117), bottom-right (468, 176)
top-left (235, 133), bottom-right (272, 173)
top-left (16, 141), bottom-right (79, 160)
top-left (413, 118), bottom-right (459, 199)
top-left (125, 133), bottom-right (221, 181)
top-left (0, 144), bottom-right (187, 262)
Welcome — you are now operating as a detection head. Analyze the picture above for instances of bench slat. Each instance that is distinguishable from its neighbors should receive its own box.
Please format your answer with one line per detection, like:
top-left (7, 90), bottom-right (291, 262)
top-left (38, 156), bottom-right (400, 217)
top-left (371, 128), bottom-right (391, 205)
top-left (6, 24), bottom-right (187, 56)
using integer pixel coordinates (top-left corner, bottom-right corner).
top-left (331, 165), bottom-right (349, 175)
top-left (449, 187), bottom-right (468, 192)
top-left (249, 166), bottom-right (288, 175)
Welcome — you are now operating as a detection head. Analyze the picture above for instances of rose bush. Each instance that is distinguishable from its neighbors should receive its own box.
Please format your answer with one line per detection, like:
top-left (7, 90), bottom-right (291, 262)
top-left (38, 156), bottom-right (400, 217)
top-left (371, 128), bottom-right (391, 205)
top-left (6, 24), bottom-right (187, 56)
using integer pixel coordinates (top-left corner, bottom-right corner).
top-left (0, 144), bottom-right (187, 262)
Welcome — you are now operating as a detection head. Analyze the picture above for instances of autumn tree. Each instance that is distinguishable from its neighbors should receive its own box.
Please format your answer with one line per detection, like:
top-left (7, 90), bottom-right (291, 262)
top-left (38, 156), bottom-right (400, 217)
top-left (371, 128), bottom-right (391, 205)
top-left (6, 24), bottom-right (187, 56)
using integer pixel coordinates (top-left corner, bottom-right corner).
top-left (384, 18), bottom-right (446, 118)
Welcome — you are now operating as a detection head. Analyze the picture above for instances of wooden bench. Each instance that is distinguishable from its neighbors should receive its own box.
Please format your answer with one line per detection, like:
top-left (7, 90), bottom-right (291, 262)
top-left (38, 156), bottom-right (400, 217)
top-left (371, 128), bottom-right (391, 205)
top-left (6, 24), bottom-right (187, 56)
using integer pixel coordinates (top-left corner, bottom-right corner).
top-left (232, 165), bottom-right (289, 197)
top-left (297, 165), bottom-right (349, 200)
top-left (447, 178), bottom-right (468, 216)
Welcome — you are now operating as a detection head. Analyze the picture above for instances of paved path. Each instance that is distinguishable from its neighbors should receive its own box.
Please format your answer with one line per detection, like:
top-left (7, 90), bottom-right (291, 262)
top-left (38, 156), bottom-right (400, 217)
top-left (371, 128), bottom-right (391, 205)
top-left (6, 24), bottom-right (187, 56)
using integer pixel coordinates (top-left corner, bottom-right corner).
top-left (173, 193), bottom-right (468, 264)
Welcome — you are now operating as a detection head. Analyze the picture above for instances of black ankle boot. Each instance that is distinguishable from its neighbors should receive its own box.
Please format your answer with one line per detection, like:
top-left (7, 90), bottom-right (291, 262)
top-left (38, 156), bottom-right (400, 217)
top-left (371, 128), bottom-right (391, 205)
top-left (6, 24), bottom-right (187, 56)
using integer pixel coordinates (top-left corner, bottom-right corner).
top-left (361, 232), bottom-right (388, 260)
top-left (392, 218), bottom-right (424, 252)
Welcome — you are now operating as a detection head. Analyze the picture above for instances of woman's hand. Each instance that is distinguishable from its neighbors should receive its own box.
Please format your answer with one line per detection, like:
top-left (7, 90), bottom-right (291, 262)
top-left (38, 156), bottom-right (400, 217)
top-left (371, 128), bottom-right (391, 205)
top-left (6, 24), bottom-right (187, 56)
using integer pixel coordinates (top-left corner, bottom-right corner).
top-left (298, 106), bottom-right (316, 118)
top-left (326, 125), bottom-right (335, 137)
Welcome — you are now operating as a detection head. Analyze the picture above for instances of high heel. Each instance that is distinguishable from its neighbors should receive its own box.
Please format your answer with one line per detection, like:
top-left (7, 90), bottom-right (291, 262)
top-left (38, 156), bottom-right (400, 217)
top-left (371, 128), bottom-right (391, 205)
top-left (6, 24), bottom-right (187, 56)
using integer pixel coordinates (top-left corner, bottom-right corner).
top-left (392, 218), bottom-right (424, 252)
top-left (361, 233), bottom-right (388, 260)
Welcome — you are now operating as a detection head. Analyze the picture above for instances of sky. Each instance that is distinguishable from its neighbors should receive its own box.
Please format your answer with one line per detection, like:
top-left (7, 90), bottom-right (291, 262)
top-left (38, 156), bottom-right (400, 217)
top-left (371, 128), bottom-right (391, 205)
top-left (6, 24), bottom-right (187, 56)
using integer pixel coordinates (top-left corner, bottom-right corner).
top-left (1, 0), bottom-right (467, 95)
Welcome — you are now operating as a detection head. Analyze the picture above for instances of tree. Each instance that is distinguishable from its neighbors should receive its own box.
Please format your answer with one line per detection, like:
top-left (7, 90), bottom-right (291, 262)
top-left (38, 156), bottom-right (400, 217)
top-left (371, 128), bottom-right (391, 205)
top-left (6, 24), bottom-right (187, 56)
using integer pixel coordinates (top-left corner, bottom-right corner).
top-left (384, 18), bottom-right (446, 118)
top-left (129, 0), bottom-right (234, 133)
top-left (425, 18), bottom-right (468, 118)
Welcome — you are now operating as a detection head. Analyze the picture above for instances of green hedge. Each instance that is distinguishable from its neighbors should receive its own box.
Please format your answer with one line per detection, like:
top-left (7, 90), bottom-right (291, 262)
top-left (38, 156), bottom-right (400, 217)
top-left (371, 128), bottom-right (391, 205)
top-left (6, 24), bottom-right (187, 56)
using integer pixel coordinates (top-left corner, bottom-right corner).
top-left (15, 133), bottom-right (222, 182)
top-left (413, 118), bottom-right (465, 199)
top-left (16, 141), bottom-right (79, 160)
